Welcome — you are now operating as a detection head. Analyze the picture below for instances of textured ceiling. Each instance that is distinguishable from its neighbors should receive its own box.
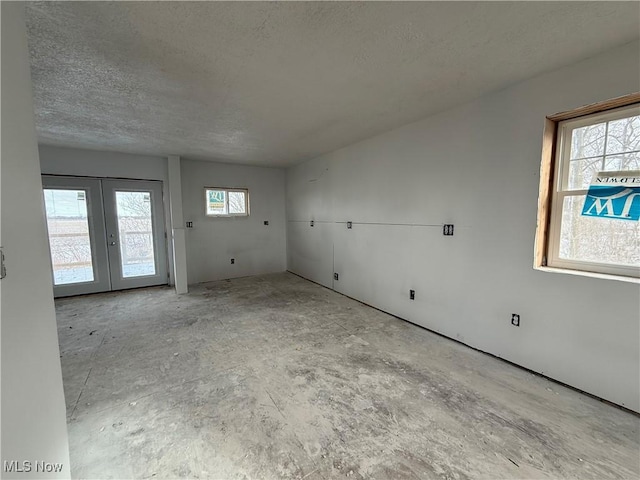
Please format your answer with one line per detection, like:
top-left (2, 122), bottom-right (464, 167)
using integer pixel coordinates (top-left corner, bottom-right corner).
top-left (26, 1), bottom-right (640, 167)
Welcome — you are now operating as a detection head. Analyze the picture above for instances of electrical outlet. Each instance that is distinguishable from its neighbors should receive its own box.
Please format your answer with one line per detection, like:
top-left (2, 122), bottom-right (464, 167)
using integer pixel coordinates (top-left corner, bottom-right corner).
top-left (409, 289), bottom-right (415, 300)
top-left (347, 221), bottom-right (352, 229)
top-left (511, 314), bottom-right (520, 327)
top-left (264, 220), bottom-right (269, 225)
top-left (186, 221), bottom-right (193, 228)
top-left (230, 258), bottom-right (235, 265)
top-left (443, 224), bottom-right (454, 236)
top-left (334, 273), bottom-right (339, 281)
top-left (310, 220), bottom-right (314, 227)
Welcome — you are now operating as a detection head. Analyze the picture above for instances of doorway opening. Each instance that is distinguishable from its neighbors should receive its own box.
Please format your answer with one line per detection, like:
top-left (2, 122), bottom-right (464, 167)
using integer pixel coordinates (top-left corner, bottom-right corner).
top-left (42, 176), bottom-right (168, 297)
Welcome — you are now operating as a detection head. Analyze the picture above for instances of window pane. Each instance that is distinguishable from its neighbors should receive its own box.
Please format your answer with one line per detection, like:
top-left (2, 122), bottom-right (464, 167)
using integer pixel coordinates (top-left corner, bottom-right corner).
top-left (44, 189), bottom-right (95, 285)
top-left (206, 189), bottom-right (227, 215)
top-left (228, 191), bottom-right (246, 214)
top-left (605, 115), bottom-right (640, 155)
top-left (603, 152), bottom-right (640, 172)
top-left (568, 157), bottom-right (603, 190)
top-left (115, 191), bottom-right (156, 278)
top-left (567, 152), bottom-right (640, 190)
top-left (570, 122), bottom-right (606, 160)
top-left (559, 195), bottom-right (639, 267)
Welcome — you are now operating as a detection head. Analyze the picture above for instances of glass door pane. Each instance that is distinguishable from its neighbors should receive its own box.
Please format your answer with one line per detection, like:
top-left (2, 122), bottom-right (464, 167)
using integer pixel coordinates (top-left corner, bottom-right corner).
top-left (41, 176), bottom-right (111, 298)
top-left (102, 179), bottom-right (168, 291)
top-left (44, 189), bottom-right (94, 285)
top-left (115, 191), bottom-right (156, 278)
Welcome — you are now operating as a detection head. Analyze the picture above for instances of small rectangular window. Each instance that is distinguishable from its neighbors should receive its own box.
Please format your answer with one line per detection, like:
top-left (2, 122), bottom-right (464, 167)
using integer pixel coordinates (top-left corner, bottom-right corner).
top-left (205, 187), bottom-right (249, 217)
top-left (536, 96), bottom-right (640, 280)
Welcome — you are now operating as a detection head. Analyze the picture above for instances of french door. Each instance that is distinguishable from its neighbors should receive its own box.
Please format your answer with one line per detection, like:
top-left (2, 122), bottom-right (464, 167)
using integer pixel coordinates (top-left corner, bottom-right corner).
top-left (42, 176), bottom-right (168, 297)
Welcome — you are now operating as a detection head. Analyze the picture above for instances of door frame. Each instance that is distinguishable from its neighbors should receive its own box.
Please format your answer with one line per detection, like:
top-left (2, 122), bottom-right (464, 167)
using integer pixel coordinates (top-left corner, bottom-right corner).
top-left (42, 175), bottom-right (169, 297)
top-left (42, 176), bottom-right (112, 297)
top-left (102, 179), bottom-right (169, 290)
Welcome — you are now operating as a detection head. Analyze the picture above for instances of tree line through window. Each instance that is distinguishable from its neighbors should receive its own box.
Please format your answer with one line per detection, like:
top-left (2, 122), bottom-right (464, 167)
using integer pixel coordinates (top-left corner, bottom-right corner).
top-left (543, 100), bottom-right (639, 279)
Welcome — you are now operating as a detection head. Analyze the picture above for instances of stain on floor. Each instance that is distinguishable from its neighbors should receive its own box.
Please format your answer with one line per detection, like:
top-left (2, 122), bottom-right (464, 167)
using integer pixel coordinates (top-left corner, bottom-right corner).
top-left (55, 272), bottom-right (640, 479)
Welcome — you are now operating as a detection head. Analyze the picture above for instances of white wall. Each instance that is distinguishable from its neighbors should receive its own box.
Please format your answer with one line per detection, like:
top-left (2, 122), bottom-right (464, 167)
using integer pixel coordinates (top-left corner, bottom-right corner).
top-left (167, 156), bottom-right (189, 294)
top-left (182, 159), bottom-right (286, 284)
top-left (286, 41), bottom-right (640, 411)
top-left (38, 145), bottom-right (175, 286)
top-left (39, 146), bottom-right (168, 182)
top-left (38, 148), bottom-right (289, 287)
top-left (1, 3), bottom-right (71, 477)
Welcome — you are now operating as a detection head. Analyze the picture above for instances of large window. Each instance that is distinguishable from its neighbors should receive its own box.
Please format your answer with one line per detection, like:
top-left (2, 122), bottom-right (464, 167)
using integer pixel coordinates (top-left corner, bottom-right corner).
top-left (205, 187), bottom-right (249, 217)
top-left (538, 98), bottom-right (639, 279)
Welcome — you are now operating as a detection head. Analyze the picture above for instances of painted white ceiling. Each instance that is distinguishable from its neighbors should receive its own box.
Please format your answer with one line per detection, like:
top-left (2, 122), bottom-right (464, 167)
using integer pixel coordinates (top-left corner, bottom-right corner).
top-left (26, 1), bottom-right (640, 167)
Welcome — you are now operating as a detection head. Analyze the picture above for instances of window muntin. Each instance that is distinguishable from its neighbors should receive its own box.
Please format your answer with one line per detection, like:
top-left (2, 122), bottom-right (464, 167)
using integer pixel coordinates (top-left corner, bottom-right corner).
top-left (548, 104), bottom-right (640, 278)
top-left (205, 188), bottom-right (249, 217)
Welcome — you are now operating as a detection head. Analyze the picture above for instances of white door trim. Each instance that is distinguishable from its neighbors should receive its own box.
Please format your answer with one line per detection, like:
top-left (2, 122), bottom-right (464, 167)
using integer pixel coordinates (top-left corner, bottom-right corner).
top-left (42, 176), bottom-right (111, 297)
top-left (102, 179), bottom-right (168, 291)
top-left (42, 176), bottom-right (169, 297)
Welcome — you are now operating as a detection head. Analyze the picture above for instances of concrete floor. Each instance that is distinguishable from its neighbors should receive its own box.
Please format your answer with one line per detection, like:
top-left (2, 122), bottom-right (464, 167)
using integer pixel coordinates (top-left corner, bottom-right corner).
top-left (55, 272), bottom-right (639, 479)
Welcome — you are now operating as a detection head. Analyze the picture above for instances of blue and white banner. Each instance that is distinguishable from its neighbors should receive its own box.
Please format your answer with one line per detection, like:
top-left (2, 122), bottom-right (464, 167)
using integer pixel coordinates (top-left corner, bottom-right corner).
top-left (582, 171), bottom-right (640, 221)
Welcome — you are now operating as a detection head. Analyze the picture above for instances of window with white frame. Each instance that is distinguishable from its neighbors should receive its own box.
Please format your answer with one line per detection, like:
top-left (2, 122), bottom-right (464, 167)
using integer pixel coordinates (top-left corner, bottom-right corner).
top-left (545, 103), bottom-right (639, 278)
top-left (205, 187), bottom-right (249, 217)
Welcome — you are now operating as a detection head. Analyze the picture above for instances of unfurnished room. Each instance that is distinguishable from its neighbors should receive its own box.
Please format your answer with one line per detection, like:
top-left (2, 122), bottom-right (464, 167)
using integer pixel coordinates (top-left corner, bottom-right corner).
top-left (1, 1), bottom-right (639, 479)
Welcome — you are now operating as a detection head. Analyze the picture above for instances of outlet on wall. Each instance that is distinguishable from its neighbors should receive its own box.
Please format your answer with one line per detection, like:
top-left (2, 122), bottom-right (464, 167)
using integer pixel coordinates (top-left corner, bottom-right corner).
top-left (511, 314), bottom-right (520, 326)
top-left (409, 289), bottom-right (415, 300)
top-left (230, 258), bottom-right (235, 265)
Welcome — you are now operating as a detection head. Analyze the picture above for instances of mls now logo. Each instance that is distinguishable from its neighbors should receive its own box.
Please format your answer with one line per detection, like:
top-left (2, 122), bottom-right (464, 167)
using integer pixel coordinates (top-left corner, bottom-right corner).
top-left (582, 186), bottom-right (640, 221)
top-left (3, 460), bottom-right (64, 473)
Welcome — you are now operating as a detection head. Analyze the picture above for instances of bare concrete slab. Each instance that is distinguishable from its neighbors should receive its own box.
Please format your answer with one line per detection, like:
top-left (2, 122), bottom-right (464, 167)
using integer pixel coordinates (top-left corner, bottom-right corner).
top-left (55, 272), bottom-right (639, 479)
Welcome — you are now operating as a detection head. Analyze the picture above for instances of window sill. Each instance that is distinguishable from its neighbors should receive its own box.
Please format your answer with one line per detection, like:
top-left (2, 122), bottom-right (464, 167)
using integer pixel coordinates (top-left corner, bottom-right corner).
top-left (534, 265), bottom-right (640, 284)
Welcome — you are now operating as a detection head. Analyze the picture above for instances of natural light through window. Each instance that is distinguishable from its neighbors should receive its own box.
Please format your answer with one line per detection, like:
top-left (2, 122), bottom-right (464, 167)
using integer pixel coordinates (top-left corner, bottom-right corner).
top-left (547, 103), bottom-right (640, 278)
top-left (115, 191), bottom-right (156, 278)
top-left (43, 189), bottom-right (95, 285)
top-left (205, 188), bottom-right (249, 217)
